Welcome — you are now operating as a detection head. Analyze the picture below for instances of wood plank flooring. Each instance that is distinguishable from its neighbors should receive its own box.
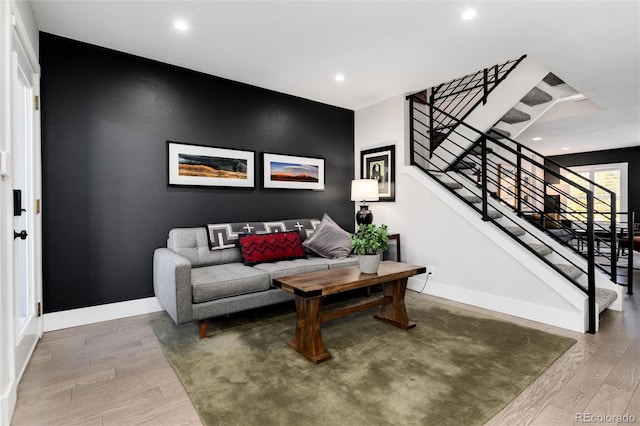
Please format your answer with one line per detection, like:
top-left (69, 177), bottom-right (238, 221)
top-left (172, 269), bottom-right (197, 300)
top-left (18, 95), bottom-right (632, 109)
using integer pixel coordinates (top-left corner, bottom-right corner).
top-left (11, 275), bottom-right (638, 425)
top-left (11, 312), bottom-right (201, 425)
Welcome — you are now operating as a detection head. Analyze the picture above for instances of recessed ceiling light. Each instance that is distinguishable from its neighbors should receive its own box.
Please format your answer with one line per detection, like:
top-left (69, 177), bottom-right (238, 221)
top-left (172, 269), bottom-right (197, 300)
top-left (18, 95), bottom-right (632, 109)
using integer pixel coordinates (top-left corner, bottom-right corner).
top-left (461, 9), bottom-right (477, 20)
top-left (561, 147), bottom-right (570, 151)
top-left (532, 137), bottom-right (542, 141)
top-left (173, 20), bottom-right (189, 31)
top-left (334, 74), bottom-right (345, 82)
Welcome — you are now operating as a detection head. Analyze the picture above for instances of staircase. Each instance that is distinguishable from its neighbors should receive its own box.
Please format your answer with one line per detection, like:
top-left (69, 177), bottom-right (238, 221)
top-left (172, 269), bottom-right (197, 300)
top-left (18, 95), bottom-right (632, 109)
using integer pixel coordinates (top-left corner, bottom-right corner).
top-left (408, 57), bottom-right (625, 333)
top-left (488, 73), bottom-right (570, 141)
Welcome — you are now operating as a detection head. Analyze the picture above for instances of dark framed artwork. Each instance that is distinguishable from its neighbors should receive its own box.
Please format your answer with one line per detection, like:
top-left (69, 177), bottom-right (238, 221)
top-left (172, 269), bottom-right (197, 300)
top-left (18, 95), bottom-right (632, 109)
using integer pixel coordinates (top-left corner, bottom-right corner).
top-left (360, 145), bottom-right (395, 201)
top-left (262, 152), bottom-right (325, 190)
top-left (167, 141), bottom-right (255, 188)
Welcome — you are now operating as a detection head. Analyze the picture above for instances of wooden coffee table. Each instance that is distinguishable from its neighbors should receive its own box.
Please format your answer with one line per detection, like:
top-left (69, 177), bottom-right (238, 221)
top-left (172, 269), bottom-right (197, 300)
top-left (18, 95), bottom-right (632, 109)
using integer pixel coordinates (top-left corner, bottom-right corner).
top-left (272, 261), bottom-right (426, 363)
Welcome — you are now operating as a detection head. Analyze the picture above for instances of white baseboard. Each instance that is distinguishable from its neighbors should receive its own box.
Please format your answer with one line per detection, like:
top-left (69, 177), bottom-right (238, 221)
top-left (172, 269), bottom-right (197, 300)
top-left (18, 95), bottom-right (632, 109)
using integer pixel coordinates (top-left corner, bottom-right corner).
top-left (43, 297), bottom-right (164, 332)
top-left (408, 276), bottom-right (585, 333)
top-left (0, 379), bottom-right (16, 426)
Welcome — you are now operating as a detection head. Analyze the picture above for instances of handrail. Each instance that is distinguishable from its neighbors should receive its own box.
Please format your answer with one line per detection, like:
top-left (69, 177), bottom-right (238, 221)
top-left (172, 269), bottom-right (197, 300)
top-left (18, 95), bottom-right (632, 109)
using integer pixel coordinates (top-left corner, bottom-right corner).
top-left (463, 141), bottom-right (619, 280)
top-left (514, 140), bottom-right (616, 198)
top-left (428, 104), bottom-right (619, 230)
top-left (411, 130), bottom-right (591, 280)
top-left (424, 103), bottom-right (594, 194)
top-left (416, 100), bottom-right (598, 244)
top-left (410, 97), bottom-right (620, 259)
top-left (408, 96), bottom-right (616, 333)
top-left (412, 55), bottom-right (527, 154)
top-left (441, 138), bottom-right (618, 283)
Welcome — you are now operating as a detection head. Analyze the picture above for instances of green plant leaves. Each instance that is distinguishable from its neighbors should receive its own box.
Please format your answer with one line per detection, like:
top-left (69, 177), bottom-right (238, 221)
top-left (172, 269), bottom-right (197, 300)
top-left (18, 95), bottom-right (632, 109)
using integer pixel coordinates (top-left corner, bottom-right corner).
top-left (350, 224), bottom-right (389, 255)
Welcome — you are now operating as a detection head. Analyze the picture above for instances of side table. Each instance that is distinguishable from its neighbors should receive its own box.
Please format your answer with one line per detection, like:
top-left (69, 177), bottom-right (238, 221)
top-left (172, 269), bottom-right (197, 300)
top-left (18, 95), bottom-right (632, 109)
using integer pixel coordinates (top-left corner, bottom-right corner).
top-left (386, 233), bottom-right (401, 262)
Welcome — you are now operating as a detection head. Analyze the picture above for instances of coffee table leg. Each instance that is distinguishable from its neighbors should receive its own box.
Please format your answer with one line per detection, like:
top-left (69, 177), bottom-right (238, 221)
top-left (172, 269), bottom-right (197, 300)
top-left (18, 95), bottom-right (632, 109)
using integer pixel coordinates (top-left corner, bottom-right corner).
top-left (374, 278), bottom-right (416, 330)
top-left (288, 295), bottom-right (332, 363)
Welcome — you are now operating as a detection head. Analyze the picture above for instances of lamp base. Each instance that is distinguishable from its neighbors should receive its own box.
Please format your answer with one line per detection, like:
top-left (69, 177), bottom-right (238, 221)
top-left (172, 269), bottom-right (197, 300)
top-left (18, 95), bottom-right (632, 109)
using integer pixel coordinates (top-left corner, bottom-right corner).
top-left (355, 204), bottom-right (373, 225)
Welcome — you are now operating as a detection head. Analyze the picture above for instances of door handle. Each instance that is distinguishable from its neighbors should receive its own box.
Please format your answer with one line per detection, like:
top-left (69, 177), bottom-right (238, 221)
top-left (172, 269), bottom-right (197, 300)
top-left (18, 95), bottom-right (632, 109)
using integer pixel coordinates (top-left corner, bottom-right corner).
top-left (14, 230), bottom-right (28, 240)
top-left (14, 190), bottom-right (26, 216)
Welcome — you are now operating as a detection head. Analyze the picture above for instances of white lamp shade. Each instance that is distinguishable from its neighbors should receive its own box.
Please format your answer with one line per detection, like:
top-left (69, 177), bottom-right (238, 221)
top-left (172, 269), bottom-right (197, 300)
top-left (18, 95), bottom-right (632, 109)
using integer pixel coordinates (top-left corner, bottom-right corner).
top-left (351, 179), bottom-right (379, 202)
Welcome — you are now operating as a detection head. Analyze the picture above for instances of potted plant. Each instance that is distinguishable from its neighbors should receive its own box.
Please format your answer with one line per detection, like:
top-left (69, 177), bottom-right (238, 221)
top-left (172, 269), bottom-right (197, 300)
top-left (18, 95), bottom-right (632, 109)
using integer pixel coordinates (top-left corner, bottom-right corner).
top-left (350, 223), bottom-right (389, 273)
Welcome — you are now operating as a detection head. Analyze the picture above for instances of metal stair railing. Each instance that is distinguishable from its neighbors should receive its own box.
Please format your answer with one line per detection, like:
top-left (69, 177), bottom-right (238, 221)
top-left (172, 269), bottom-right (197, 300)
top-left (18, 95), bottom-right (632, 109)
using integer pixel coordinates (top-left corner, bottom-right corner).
top-left (411, 55), bottom-right (526, 154)
top-left (454, 138), bottom-right (620, 282)
top-left (446, 129), bottom-right (619, 260)
top-left (411, 97), bottom-right (620, 283)
top-left (415, 104), bottom-right (587, 286)
top-left (408, 97), bottom-right (612, 333)
top-left (616, 211), bottom-right (636, 295)
top-left (486, 136), bottom-right (619, 281)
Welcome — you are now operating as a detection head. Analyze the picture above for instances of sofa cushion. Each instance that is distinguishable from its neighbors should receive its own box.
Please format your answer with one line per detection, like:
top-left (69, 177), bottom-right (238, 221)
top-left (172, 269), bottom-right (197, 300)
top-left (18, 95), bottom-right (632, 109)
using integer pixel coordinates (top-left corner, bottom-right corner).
top-left (191, 263), bottom-right (271, 303)
top-left (238, 231), bottom-right (306, 266)
top-left (253, 258), bottom-right (329, 280)
top-left (303, 213), bottom-right (352, 259)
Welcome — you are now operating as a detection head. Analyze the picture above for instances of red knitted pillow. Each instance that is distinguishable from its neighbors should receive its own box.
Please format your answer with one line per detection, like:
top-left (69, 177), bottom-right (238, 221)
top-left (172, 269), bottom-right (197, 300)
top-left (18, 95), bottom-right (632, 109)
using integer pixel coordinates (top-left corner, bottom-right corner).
top-left (238, 231), bottom-right (306, 266)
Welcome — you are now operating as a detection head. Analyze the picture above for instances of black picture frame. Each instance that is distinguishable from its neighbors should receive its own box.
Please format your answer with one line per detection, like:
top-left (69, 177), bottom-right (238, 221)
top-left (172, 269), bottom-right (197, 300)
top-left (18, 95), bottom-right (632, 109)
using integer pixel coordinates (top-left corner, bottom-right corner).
top-left (360, 145), bottom-right (395, 201)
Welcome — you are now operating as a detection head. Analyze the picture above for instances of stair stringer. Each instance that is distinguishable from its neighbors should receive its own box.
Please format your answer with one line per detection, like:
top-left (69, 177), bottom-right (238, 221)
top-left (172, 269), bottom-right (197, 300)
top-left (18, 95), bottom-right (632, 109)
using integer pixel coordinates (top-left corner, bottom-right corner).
top-left (401, 166), bottom-right (590, 332)
top-left (430, 57), bottom-right (549, 171)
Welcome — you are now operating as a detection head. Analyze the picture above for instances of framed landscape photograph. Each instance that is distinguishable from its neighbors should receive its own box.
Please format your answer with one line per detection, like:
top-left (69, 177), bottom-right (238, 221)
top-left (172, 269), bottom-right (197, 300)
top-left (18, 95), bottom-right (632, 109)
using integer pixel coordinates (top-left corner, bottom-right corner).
top-left (360, 145), bottom-right (395, 201)
top-left (262, 153), bottom-right (325, 190)
top-left (167, 141), bottom-right (255, 188)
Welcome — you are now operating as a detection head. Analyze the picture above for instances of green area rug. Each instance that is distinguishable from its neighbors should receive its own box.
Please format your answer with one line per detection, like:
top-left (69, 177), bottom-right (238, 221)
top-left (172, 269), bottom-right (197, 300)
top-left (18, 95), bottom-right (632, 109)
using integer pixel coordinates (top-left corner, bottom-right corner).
top-left (151, 292), bottom-right (575, 426)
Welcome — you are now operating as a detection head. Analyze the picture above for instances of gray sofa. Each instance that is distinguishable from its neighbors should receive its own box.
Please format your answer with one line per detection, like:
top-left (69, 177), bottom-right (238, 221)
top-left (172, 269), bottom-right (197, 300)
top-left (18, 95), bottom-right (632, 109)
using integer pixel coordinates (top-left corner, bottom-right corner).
top-left (153, 218), bottom-right (357, 337)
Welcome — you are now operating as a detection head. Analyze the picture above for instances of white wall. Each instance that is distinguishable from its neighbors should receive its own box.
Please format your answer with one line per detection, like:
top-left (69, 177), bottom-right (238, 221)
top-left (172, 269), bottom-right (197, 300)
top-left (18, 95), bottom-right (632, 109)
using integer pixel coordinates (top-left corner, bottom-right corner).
top-left (354, 94), bottom-right (587, 332)
top-left (0, 2), bottom-right (39, 424)
top-left (0, 4), bottom-right (14, 424)
top-left (12, 0), bottom-right (38, 57)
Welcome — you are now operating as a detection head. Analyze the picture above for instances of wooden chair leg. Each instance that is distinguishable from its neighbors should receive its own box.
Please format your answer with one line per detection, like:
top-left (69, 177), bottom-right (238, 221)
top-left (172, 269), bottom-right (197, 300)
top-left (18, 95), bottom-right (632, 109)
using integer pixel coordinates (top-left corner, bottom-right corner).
top-left (199, 320), bottom-right (207, 339)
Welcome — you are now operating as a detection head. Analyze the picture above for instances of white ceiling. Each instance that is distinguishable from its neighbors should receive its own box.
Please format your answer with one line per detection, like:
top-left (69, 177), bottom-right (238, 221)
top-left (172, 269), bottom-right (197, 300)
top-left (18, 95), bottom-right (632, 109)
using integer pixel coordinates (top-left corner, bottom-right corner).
top-left (28, 0), bottom-right (640, 156)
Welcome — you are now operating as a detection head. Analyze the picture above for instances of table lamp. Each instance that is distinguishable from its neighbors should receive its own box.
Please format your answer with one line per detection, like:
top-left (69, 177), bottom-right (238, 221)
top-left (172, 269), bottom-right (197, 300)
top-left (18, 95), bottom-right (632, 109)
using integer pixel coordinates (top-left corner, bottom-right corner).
top-left (351, 179), bottom-right (379, 225)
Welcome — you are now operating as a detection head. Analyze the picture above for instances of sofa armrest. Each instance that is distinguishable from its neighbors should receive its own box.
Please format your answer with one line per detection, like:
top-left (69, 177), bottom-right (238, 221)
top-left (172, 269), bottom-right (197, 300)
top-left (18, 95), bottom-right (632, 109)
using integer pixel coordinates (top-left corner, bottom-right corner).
top-left (153, 248), bottom-right (193, 324)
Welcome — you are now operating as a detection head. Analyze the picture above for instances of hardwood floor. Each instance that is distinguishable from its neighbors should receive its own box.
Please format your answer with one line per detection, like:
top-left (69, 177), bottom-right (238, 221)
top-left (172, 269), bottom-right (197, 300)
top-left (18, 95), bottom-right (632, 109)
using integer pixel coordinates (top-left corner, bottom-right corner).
top-left (11, 312), bottom-right (201, 425)
top-left (486, 278), bottom-right (639, 425)
top-left (11, 274), bottom-right (638, 425)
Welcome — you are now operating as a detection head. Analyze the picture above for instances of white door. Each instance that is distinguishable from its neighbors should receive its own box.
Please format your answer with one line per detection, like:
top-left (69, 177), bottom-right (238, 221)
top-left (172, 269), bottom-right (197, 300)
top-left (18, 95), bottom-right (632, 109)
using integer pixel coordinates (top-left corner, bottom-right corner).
top-left (12, 34), bottom-right (41, 380)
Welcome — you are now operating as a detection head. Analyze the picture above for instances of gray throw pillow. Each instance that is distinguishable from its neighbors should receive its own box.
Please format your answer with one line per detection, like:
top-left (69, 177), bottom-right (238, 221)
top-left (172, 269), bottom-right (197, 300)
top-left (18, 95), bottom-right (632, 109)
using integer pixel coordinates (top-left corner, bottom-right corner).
top-left (303, 214), bottom-right (352, 259)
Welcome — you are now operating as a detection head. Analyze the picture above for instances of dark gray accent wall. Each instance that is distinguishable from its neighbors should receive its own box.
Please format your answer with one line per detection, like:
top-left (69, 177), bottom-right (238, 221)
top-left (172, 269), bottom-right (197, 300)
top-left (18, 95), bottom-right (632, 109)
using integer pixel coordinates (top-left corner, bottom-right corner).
top-left (40, 33), bottom-right (354, 313)
top-left (547, 146), bottom-right (640, 219)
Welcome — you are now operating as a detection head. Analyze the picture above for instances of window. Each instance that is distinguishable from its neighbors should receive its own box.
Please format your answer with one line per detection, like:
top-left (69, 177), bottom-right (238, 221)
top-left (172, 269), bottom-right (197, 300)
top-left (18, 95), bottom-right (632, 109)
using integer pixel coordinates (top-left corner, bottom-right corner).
top-left (563, 162), bottom-right (628, 224)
